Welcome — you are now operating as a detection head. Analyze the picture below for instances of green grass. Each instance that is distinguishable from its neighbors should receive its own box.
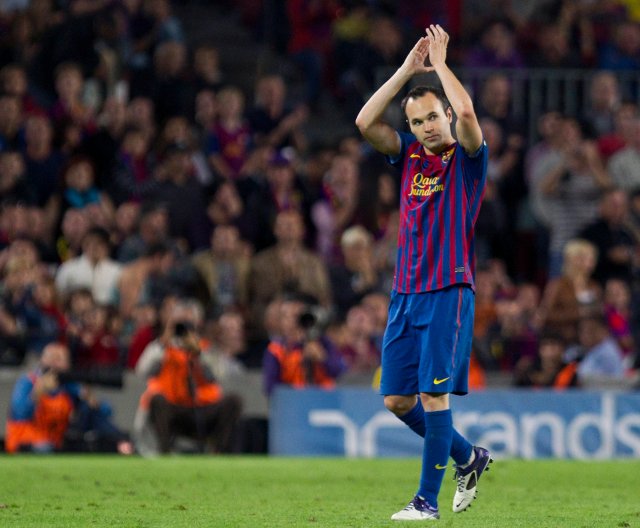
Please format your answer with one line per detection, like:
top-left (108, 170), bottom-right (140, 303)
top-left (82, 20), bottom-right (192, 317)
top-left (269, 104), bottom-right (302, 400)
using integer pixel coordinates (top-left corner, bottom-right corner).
top-left (0, 456), bottom-right (639, 527)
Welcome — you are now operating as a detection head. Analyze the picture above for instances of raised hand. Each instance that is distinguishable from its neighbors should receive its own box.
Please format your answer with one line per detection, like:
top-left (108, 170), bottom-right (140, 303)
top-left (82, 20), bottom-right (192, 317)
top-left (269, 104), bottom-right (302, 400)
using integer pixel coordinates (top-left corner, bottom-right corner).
top-left (400, 36), bottom-right (434, 76)
top-left (425, 25), bottom-right (449, 68)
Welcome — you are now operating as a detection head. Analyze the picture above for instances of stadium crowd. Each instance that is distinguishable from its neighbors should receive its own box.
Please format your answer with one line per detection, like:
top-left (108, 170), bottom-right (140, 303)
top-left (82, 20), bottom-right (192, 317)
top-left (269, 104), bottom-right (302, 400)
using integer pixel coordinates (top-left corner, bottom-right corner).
top-left (1, 0), bottom-right (640, 453)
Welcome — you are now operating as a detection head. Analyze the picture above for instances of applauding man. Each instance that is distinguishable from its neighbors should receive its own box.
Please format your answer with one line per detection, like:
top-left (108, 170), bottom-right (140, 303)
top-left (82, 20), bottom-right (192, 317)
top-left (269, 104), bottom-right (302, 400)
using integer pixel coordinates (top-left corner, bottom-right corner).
top-left (355, 25), bottom-right (492, 520)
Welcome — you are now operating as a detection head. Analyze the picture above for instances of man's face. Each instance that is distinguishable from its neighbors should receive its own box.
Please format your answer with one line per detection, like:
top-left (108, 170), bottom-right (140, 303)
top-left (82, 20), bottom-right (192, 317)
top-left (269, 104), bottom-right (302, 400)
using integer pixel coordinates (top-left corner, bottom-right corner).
top-left (405, 93), bottom-right (453, 154)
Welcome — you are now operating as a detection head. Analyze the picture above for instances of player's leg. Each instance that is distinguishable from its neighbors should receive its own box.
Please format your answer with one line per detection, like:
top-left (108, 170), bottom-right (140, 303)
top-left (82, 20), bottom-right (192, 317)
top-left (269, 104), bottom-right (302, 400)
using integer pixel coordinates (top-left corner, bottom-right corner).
top-left (444, 286), bottom-right (493, 513)
top-left (380, 293), bottom-right (439, 520)
top-left (386, 393), bottom-right (476, 467)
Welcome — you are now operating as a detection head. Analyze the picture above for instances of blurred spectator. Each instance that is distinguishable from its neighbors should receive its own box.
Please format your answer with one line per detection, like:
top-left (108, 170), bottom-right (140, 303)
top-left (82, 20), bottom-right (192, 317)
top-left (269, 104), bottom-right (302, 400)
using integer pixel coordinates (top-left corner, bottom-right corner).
top-left (194, 88), bottom-right (218, 139)
top-left (513, 331), bottom-right (576, 388)
top-left (567, 314), bottom-right (626, 382)
top-left (5, 342), bottom-right (78, 453)
top-left (201, 309), bottom-right (249, 379)
top-left (126, 293), bottom-right (177, 370)
top-left (55, 208), bottom-right (90, 262)
top-left (82, 96), bottom-right (128, 190)
top-left (373, 208), bottom-right (399, 293)
top-left (263, 295), bottom-right (344, 397)
top-left (607, 116), bottom-right (640, 191)
top-left (156, 114), bottom-right (211, 186)
top-left (473, 266), bottom-right (499, 358)
top-left (464, 18), bottom-right (525, 69)
top-left (0, 94), bottom-right (23, 151)
top-left (55, 227), bottom-right (122, 306)
top-left (115, 241), bottom-right (174, 319)
top-left (0, 149), bottom-right (36, 205)
top-left (528, 22), bottom-right (585, 69)
top-left (536, 117), bottom-right (611, 276)
top-left (311, 153), bottom-right (362, 264)
top-left (17, 274), bottom-right (66, 357)
top-left (133, 298), bottom-right (242, 455)
top-left (0, 63), bottom-right (44, 116)
top-left (245, 149), bottom-right (313, 251)
top-left (329, 225), bottom-right (381, 319)
top-left (336, 14), bottom-right (406, 120)
top-left (68, 303), bottom-right (121, 369)
top-left (191, 223), bottom-right (251, 313)
top-left (247, 73), bottom-right (309, 151)
top-left (22, 114), bottom-right (65, 209)
top-left (598, 102), bottom-right (638, 162)
top-left (149, 40), bottom-right (194, 123)
top-left (5, 342), bottom-right (130, 454)
top-left (597, 20), bottom-right (640, 71)
top-left (205, 179), bottom-right (253, 239)
top-left (117, 202), bottom-right (169, 263)
top-left (205, 85), bottom-right (253, 180)
top-left (286, 0), bottom-right (341, 106)
top-left (579, 188), bottom-right (635, 285)
top-left (45, 156), bottom-right (116, 240)
top-left (144, 141), bottom-right (209, 251)
top-left (603, 278), bottom-right (636, 365)
top-left (50, 61), bottom-right (95, 133)
top-left (476, 73), bottom-right (525, 148)
top-left (360, 291), bottom-right (389, 353)
top-left (537, 238), bottom-right (602, 346)
top-left (334, 303), bottom-right (380, 375)
top-left (584, 71), bottom-right (621, 137)
top-left (111, 201), bottom-right (142, 252)
top-left (249, 209), bottom-right (331, 338)
top-left (125, 96), bottom-right (156, 144)
top-left (192, 43), bottom-right (224, 93)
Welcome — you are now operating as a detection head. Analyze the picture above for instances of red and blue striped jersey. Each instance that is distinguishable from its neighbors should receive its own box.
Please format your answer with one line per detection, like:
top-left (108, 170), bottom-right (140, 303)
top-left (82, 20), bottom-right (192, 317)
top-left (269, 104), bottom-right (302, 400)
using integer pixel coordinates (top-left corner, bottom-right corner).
top-left (387, 132), bottom-right (488, 293)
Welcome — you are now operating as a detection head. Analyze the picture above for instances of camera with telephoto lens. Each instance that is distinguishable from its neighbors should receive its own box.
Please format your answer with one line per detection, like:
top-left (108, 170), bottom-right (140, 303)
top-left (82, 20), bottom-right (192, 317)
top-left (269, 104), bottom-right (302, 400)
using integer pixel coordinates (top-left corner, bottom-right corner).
top-left (298, 305), bottom-right (330, 341)
top-left (174, 321), bottom-right (195, 337)
top-left (43, 366), bottom-right (124, 389)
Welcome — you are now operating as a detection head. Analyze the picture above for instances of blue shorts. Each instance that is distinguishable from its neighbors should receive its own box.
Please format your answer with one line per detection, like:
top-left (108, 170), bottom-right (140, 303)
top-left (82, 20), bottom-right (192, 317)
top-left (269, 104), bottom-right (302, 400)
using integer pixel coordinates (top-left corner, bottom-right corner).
top-left (379, 285), bottom-right (474, 396)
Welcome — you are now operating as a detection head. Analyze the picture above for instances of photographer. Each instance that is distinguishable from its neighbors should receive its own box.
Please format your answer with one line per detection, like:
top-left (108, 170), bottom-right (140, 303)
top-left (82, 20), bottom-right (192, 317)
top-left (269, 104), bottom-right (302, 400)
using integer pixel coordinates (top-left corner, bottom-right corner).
top-left (134, 298), bottom-right (242, 455)
top-left (5, 342), bottom-right (131, 454)
top-left (263, 295), bottom-right (345, 398)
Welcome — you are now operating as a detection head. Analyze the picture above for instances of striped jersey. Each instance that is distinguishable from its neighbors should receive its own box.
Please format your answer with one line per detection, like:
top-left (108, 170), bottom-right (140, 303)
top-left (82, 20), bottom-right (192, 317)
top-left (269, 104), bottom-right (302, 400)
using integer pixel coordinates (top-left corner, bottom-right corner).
top-left (387, 132), bottom-right (488, 293)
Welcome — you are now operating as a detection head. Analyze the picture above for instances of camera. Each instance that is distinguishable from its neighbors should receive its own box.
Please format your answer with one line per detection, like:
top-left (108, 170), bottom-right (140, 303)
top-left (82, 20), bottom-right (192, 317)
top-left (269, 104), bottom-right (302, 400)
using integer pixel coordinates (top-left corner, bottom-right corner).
top-left (174, 321), bottom-right (195, 337)
top-left (43, 366), bottom-right (124, 389)
top-left (298, 305), bottom-right (330, 341)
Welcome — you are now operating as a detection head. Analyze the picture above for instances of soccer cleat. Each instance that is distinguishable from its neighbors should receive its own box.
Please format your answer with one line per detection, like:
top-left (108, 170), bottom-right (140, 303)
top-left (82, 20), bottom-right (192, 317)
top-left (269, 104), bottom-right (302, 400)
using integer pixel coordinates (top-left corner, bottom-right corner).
top-left (452, 446), bottom-right (493, 513)
top-left (391, 495), bottom-right (440, 521)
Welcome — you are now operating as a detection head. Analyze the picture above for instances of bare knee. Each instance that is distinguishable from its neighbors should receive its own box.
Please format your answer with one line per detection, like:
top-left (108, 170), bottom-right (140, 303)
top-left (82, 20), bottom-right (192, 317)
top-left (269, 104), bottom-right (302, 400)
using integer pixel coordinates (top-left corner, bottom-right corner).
top-left (420, 392), bottom-right (449, 412)
top-left (384, 395), bottom-right (418, 416)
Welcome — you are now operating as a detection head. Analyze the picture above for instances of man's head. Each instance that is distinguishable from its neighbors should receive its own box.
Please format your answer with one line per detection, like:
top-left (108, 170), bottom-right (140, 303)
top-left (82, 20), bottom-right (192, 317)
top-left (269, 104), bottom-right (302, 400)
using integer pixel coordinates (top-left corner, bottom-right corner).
top-left (40, 342), bottom-right (71, 373)
top-left (401, 86), bottom-right (454, 154)
top-left (274, 209), bottom-right (305, 246)
top-left (82, 227), bottom-right (111, 263)
top-left (578, 315), bottom-right (609, 349)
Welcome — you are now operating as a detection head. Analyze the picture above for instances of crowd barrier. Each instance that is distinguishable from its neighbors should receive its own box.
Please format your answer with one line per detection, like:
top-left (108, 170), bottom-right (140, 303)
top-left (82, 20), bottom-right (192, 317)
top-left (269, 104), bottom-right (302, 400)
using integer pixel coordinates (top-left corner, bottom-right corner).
top-left (270, 387), bottom-right (640, 459)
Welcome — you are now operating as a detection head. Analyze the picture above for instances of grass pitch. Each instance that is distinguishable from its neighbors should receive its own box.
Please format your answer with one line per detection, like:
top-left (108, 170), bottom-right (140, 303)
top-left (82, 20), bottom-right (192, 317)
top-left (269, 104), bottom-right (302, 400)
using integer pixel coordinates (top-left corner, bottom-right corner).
top-left (0, 455), bottom-right (638, 527)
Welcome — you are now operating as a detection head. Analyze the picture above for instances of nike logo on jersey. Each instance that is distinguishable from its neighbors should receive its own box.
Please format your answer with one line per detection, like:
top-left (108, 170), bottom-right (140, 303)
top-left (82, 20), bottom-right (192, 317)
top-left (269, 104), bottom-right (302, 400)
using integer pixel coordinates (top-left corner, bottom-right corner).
top-left (410, 153), bottom-right (420, 158)
top-left (433, 377), bottom-right (450, 385)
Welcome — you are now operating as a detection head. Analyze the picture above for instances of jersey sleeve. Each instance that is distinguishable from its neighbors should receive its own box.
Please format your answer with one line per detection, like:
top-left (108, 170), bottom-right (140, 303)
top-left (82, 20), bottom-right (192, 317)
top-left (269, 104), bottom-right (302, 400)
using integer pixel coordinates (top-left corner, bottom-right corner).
top-left (460, 141), bottom-right (489, 199)
top-left (385, 131), bottom-right (416, 167)
top-left (461, 140), bottom-right (489, 176)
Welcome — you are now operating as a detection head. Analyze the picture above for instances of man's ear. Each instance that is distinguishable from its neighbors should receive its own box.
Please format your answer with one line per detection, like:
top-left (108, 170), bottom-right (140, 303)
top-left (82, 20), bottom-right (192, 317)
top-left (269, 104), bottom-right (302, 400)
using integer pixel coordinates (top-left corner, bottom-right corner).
top-left (447, 107), bottom-right (453, 123)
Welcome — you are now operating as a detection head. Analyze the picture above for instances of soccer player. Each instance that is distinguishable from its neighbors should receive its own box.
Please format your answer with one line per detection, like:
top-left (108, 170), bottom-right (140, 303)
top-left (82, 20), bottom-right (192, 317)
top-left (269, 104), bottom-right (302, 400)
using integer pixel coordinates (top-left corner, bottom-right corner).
top-left (355, 25), bottom-right (492, 520)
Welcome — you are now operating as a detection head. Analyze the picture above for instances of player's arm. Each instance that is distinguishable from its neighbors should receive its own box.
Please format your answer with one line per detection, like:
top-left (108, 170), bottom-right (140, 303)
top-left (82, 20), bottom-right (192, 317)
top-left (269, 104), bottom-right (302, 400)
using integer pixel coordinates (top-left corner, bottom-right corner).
top-left (427, 25), bottom-right (483, 154)
top-left (355, 37), bottom-right (432, 156)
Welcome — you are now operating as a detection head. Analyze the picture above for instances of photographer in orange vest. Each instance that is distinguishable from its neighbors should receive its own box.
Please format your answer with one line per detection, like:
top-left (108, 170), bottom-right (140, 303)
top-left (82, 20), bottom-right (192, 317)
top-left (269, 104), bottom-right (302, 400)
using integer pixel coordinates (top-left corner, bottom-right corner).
top-left (136, 298), bottom-right (242, 454)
